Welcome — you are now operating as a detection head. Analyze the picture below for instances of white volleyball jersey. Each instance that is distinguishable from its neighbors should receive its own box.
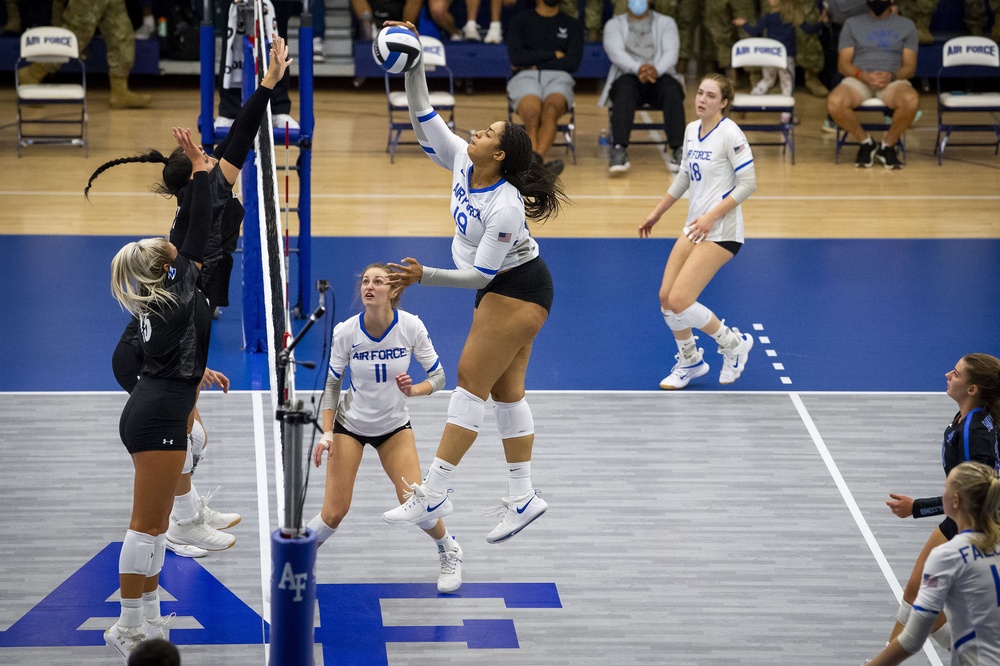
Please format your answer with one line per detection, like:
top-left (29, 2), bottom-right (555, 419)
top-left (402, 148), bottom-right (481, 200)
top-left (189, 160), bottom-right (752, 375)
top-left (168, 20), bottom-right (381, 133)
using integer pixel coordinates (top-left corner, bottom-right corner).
top-left (677, 117), bottom-right (754, 243)
top-left (912, 531), bottom-right (1000, 664)
top-left (416, 109), bottom-right (539, 278)
top-left (327, 309), bottom-right (440, 437)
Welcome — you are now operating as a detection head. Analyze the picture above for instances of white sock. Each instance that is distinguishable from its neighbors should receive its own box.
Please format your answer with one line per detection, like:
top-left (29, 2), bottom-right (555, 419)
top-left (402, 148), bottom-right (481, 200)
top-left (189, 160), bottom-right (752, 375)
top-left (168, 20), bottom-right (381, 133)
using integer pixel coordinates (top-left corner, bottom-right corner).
top-left (142, 15), bottom-right (155, 28)
top-left (931, 622), bottom-right (952, 651)
top-left (141, 590), bottom-right (160, 621)
top-left (711, 325), bottom-right (739, 350)
top-left (862, 135), bottom-right (873, 144)
top-left (433, 530), bottom-right (456, 552)
top-left (307, 514), bottom-right (337, 545)
top-left (423, 457), bottom-right (456, 495)
top-left (172, 488), bottom-right (199, 525)
top-left (464, 20), bottom-right (477, 29)
top-left (506, 461), bottom-right (533, 497)
top-left (674, 336), bottom-right (698, 363)
top-left (119, 597), bottom-right (143, 629)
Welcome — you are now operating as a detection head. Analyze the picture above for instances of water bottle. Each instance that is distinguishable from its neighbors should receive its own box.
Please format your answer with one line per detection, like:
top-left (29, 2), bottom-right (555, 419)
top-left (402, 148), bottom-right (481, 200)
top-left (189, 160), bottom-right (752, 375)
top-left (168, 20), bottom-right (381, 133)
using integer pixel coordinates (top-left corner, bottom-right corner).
top-left (597, 128), bottom-right (609, 159)
top-left (157, 17), bottom-right (168, 39)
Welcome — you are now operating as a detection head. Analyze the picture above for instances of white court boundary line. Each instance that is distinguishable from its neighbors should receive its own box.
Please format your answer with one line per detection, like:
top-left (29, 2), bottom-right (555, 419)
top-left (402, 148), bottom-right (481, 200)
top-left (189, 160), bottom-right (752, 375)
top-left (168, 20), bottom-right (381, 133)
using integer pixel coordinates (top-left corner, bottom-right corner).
top-left (252, 391), bottom-right (271, 664)
top-left (789, 392), bottom-right (944, 666)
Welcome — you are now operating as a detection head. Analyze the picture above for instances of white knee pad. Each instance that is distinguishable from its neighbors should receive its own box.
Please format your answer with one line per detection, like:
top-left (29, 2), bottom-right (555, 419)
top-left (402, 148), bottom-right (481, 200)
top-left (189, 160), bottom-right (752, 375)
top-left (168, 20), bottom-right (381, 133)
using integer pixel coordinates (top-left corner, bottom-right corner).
top-left (660, 308), bottom-right (686, 332)
top-left (149, 534), bottom-right (167, 577)
top-left (673, 302), bottom-right (713, 330)
top-left (181, 438), bottom-right (194, 475)
top-left (119, 530), bottom-right (156, 577)
top-left (446, 387), bottom-right (486, 432)
top-left (896, 600), bottom-right (912, 624)
top-left (494, 398), bottom-right (534, 439)
top-left (190, 419), bottom-right (207, 470)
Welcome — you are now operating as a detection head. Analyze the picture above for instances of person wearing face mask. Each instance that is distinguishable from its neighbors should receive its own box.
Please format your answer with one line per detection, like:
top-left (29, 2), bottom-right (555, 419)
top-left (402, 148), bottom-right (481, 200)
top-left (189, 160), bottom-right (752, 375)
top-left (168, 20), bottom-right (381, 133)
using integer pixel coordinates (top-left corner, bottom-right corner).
top-left (599, 0), bottom-right (686, 174)
top-left (505, 0), bottom-right (585, 176)
top-left (825, 0), bottom-right (919, 169)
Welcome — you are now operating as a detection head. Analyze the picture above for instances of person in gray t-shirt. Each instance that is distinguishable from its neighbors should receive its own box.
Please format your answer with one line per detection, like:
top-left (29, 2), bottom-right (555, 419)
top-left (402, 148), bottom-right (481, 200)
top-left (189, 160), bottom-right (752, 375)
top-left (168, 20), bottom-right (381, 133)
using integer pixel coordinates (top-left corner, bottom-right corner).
top-left (825, 0), bottom-right (919, 170)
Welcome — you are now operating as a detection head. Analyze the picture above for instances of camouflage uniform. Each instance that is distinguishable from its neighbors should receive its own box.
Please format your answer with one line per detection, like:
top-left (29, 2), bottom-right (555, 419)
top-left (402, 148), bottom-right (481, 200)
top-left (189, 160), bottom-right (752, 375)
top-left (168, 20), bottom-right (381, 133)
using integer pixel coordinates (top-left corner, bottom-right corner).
top-left (796, 0), bottom-right (829, 96)
top-left (897, 0), bottom-right (939, 43)
top-left (561, 0), bottom-right (605, 41)
top-left (703, 0), bottom-right (756, 69)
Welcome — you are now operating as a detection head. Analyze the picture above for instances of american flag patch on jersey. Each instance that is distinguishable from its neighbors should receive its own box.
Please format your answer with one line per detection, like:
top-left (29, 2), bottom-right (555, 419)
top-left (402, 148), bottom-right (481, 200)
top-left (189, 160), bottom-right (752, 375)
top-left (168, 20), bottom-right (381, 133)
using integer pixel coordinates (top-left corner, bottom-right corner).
top-left (497, 232), bottom-right (512, 243)
top-left (922, 574), bottom-right (939, 588)
top-left (734, 142), bottom-right (747, 155)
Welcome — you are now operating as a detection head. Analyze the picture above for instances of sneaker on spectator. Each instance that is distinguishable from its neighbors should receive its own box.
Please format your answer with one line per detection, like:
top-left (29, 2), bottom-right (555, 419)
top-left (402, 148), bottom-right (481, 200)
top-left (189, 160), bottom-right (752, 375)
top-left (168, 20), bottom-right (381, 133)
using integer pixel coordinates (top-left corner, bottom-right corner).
top-left (484, 21), bottom-right (502, 44)
top-left (272, 114), bottom-right (299, 130)
top-left (875, 143), bottom-right (903, 170)
top-left (821, 117), bottom-right (837, 134)
top-left (667, 145), bottom-right (682, 173)
top-left (854, 140), bottom-right (876, 168)
top-left (449, 31), bottom-right (463, 41)
top-left (313, 37), bottom-right (324, 63)
top-left (437, 539), bottom-right (463, 593)
top-left (135, 17), bottom-right (156, 40)
top-left (463, 20), bottom-right (481, 41)
top-left (609, 145), bottom-right (630, 174)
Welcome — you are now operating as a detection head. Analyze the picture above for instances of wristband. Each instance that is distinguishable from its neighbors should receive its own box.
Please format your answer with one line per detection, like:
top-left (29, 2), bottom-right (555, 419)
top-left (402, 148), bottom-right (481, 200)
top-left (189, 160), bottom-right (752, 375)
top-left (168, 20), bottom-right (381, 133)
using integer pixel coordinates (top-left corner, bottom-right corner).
top-left (320, 431), bottom-right (334, 445)
top-left (853, 68), bottom-right (862, 79)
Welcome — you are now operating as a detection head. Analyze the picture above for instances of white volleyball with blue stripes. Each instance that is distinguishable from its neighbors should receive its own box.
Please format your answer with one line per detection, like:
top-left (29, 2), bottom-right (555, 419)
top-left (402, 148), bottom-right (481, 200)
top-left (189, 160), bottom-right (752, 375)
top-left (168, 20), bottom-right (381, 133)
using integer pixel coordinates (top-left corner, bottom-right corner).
top-left (372, 26), bottom-right (421, 74)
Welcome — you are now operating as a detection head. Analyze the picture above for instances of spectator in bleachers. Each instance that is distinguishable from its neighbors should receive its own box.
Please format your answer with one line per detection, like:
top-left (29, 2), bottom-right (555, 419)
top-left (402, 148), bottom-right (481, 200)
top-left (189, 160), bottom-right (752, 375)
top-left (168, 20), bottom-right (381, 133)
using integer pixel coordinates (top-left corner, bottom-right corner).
top-left (17, 0), bottom-right (150, 108)
top-left (899, 0), bottom-right (1000, 44)
top-left (599, 0), bottom-right (685, 174)
top-left (796, 0), bottom-right (831, 96)
top-left (429, 0), bottom-right (504, 41)
top-left (352, 0), bottom-right (422, 40)
top-left (561, 0), bottom-right (605, 42)
top-left (506, 0), bottom-right (584, 175)
top-left (703, 0), bottom-right (757, 80)
top-left (609, 0), bottom-right (697, 77)
top-left (826, 0), bottom-right (918, 170)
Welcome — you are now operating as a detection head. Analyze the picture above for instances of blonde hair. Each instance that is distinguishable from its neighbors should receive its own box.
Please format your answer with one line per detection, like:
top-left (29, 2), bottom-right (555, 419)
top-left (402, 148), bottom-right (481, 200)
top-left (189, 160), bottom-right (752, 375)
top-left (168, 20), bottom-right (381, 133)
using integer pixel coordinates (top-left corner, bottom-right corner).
top-left (700, 74), bottom-right (735, 116)
top-left (962, 353), bottom-right (1000, 422)
top-left (110, 238), bottom-right (178, 317)
top-left (950, 462), bottom-right (1000, 553)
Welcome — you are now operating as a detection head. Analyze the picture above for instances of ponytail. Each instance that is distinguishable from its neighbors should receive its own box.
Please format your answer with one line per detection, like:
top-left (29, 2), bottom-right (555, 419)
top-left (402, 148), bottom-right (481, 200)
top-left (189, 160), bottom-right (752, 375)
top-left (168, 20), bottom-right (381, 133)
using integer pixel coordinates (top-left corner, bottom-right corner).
top-left (498, 122), bottom-right (567, 223)
top-left (84, 147), bottom-right (192, 201)
top-left (949, 462), bottom-right (1000, 553)
top-left (962, 353), bottom-right (1000, 422)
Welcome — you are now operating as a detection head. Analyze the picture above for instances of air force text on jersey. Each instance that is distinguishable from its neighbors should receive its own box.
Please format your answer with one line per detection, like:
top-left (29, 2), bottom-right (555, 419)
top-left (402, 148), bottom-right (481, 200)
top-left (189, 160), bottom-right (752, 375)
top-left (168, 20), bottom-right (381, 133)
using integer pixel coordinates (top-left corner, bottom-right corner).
top-left (352, 347), bottom-right (409, 361)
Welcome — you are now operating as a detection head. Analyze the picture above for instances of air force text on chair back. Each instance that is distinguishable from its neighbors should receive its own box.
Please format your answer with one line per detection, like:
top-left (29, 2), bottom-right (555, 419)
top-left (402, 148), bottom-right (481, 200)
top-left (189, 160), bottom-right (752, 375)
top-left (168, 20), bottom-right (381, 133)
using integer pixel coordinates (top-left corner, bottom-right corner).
top-left (25, 35), bottom-right (73, 47)
top-left (735, 45), bottom-right (783, 57)
top-left (947, 44), bottom-right (997, 56)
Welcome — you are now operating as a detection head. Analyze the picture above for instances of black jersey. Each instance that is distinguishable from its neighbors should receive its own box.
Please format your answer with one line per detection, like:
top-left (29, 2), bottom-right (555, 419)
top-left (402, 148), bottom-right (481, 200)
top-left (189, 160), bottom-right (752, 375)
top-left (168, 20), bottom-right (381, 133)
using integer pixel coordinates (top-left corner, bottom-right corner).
top-left (137, 255), bottom-right (213, 384)
top-left (913, 409), bottom-right (1000, 519)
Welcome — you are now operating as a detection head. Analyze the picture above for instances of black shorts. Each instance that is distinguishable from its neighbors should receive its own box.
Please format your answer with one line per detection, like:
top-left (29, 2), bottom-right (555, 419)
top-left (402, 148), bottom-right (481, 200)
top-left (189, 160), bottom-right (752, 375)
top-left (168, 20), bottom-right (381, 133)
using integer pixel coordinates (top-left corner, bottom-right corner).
top-left (112, 339), bottom-right (142, 394)
top-left (939, 516), bottom-right (958, 540)
top-left (334, 420), bottom-right (412, 449)
top-left (475, 256), bottom-right (554, 313)
top-left (712, 240), bottom-right (742, 256)
top-left (119, 377), bottom-right (197, 455)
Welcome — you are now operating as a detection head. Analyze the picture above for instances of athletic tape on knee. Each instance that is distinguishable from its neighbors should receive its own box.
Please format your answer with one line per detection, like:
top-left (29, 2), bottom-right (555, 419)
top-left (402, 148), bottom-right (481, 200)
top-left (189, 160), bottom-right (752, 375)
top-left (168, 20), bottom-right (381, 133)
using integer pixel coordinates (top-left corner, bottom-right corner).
top-left (446, 387), bottom-right (486, 432)
top-left (661, 308), bottom-right (687, 332)
top-left (181, 441), bottom-right (194, 475)
top-left (674, 302), bottom-right (713, 330)
top-left (119, 530), bottom-right (156, 577)
top-left (149, 534), bottom-right (167, 577)
top-left (494, 398), bottom-right (535, 439)
top-left (896, 600), bottom-right (912, 624)
top-left (190, 419), bottom-right (206, 470)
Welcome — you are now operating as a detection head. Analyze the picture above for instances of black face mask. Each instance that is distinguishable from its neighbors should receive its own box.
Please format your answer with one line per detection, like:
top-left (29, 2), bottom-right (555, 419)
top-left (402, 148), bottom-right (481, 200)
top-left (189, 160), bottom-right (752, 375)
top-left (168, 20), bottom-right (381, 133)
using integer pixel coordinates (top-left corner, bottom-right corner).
top-left (867, 0), bottom-right (892, 15)
top-left (541, 0), bottom-right (561, 7)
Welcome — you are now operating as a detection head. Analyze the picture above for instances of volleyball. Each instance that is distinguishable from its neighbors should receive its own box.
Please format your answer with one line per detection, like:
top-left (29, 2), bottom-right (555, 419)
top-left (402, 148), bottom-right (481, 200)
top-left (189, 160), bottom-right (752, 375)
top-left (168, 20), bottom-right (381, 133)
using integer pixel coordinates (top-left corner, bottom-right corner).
top-left (372, 26), bottom-right (422, 75)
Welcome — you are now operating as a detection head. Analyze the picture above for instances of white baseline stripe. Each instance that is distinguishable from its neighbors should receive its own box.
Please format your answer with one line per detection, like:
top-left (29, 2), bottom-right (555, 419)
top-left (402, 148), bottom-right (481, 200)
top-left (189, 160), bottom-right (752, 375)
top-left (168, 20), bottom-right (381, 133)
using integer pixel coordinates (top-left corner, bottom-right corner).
top-left (790, 393), bottom-right (944, 666)
top-left (252, 391), bottom-right (271, 663)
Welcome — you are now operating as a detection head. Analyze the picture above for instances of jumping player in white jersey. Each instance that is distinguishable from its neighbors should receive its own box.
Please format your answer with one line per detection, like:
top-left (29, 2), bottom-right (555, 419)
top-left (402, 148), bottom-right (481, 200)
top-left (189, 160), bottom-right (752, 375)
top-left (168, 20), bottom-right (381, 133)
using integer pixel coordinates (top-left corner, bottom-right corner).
top-left (378, 21), bottom-right (568, 545)
top-left (639, 73), bottom-right (757, 390)
top-left (868, 461), bottom-right (1000, 666)
top-left (306, 263), bottom-right (464, 593)
top-left (884, 353), bottom-right (1000, 652)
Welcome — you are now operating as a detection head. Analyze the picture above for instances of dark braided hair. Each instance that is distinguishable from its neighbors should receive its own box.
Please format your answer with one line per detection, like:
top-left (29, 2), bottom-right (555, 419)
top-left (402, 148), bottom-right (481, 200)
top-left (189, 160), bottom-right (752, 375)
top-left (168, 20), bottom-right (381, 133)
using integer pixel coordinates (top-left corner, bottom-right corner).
top-left (497, 122), bottom-right (567, 223)
top-left (84, 147), bottom-right (192, 201)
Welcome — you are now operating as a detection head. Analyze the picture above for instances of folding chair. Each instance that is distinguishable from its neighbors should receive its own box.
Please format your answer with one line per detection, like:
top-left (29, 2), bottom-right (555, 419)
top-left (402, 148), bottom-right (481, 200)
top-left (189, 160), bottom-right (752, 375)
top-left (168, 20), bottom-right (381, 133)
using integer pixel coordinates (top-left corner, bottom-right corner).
top-left (507, 99), bottom-right (577, 164)
top-left (607, 102), bottom-right (668, 147)
top-left (730, 38), bottom-right (795, 164)
top-left (386, 35), bottom-right (455, 162)
top-left (935, 36), bottom-right (1000, 164)
top-left (15, 26), bottom-right (87, 157)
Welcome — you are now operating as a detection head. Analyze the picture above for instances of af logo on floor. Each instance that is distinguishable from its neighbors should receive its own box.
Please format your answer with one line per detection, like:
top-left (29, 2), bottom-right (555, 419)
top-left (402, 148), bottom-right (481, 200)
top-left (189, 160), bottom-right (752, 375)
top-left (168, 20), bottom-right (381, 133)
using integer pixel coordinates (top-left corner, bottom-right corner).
top-left (0, 543), bottom-right (562, 664)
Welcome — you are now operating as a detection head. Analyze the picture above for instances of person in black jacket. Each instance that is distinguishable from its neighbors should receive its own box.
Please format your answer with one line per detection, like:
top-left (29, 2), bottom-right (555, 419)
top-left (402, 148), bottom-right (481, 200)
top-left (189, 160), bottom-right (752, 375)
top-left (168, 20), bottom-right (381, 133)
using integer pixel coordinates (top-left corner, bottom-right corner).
top-left (505, 0), bottom-right (583, 176)
top-left (883, 353), bottom-right (1000, 653)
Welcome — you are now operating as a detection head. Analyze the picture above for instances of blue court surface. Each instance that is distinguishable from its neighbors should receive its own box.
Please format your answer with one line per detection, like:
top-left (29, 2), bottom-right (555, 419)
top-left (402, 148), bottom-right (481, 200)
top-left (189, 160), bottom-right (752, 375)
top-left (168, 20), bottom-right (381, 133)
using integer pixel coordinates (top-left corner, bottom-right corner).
top-left (1, 235), bottom-right (998, 393)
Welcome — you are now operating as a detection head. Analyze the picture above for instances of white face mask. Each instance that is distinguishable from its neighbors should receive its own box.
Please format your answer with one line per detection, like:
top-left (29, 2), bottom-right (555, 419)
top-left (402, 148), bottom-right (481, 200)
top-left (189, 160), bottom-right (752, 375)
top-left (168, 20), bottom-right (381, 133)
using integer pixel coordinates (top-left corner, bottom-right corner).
top-left (628, 0), bottom-right (648, 15)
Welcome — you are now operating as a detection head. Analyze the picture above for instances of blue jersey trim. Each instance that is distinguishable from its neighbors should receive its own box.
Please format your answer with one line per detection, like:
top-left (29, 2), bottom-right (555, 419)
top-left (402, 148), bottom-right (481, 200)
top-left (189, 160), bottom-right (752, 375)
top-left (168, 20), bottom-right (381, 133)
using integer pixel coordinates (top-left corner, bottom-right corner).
top-left (912, 604), bottom-right (941, 614)
top-left (417, 110), bottom-right (438, 123)
top-left (722, 186), bottom-right (735, 200)
top-left (734, 159), bottom-right (754, 172)
top-left (360, 309), bottom-right (400, 343)
top-left (698, 117), bottom-right (727, 142)
top-left (428, 359), bottom-right (440, 373)
top-left (963, 408), bottom-right (982, 461)
top-left (954, 630), bottom-right (976, 650)
top-left (475, 265), bottom-right (499, 276)
top-left (329, 365), bottom-right (341, 379)
top-left (467, 165), bottom-right (506, 193)
top-left (421, 144), bottom-right (436, 155)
